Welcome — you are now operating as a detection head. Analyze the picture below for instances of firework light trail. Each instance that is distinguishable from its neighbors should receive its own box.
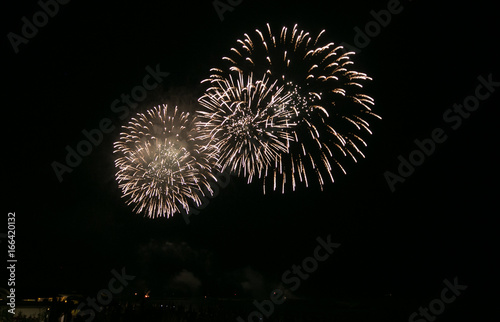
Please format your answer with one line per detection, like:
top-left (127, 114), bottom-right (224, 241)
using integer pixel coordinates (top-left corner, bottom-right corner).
top-left (114, 104), bottom-right (218, 218)
top-left (197, 72), bottom-right (297, 183)
top-left (202, 23), bottom-right (380, 193)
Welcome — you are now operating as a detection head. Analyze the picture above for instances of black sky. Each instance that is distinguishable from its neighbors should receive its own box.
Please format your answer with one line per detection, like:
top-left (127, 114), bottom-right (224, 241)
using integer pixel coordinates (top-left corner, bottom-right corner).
top-left (2, 0), bottom-right (499, 320)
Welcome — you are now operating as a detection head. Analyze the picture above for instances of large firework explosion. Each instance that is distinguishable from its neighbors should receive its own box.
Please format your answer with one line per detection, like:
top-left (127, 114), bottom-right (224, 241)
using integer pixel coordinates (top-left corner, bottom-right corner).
top-left (114, 104), bottom-right (218, 218)
top-left (203, 23), bottom-right (380, 193)
top-left (197, 72), bottom-right (297, 182)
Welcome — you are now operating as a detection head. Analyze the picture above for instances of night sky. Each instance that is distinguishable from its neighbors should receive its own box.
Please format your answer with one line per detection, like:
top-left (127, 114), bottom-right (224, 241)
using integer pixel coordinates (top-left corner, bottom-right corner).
top-left (2, 0), bottom-right (499, 320)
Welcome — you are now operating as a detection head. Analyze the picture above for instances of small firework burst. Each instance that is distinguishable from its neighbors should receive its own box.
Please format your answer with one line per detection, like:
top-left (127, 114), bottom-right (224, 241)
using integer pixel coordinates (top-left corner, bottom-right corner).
top-left (205, 23), bottom-right (380, 193)
top-left (197, 72), bottom-right (297, 182)
top-left (114, 104), bottom-right (217, 218)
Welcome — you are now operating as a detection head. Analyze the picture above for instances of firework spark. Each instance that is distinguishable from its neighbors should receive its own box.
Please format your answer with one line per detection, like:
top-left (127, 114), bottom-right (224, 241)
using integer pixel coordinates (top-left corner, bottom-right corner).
top-left (204, 23), bottom-right (380, 193)
top-left (114, 104), bottom-right (217, 218)
top-left (197, 72), bottom-right (296, 182)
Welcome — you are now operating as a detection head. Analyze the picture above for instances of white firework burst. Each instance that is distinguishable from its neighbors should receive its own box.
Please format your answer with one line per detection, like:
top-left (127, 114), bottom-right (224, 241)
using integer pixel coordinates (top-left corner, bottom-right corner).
top-left (197, 72), bottom-right (297, 182)
top-left (204, 23), bottom-right (380, 193)
top-left (114, 104), bottom-right (218, 218)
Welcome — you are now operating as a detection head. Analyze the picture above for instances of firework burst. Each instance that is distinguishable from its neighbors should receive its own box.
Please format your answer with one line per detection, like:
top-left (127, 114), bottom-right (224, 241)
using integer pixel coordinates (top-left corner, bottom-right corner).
top-left (197, 72), bottom-right (296, 182)
top-left (205, 23), bottom-right (380, 193)
top-left (114, 104), bottom-right (217, 218)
